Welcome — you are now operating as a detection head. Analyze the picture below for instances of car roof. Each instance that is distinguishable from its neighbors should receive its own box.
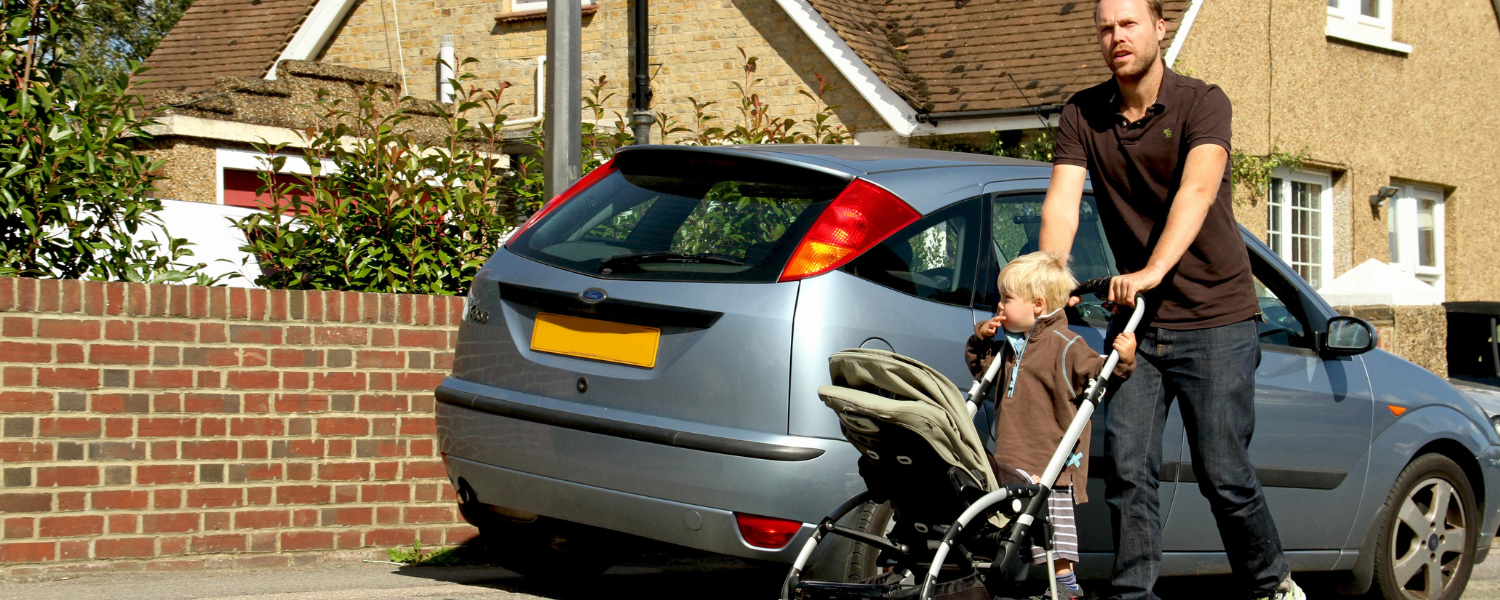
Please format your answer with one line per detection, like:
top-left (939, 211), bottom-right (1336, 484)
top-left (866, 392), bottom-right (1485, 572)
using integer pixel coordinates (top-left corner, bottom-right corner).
top-left (619, 144), bottom-right (1047, 176)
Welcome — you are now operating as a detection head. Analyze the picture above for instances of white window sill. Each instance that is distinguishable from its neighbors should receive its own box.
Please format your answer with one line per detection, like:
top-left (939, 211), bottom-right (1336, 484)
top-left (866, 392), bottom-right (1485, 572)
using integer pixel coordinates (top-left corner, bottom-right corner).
top-left (1325, 28), bottom-right (1412, 55)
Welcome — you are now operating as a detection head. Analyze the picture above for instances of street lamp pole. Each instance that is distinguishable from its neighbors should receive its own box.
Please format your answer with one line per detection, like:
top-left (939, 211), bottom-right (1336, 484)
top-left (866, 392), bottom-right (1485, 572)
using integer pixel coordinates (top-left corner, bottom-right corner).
top-left (629, 0), bottom-right (654, 144)
top-left (544, 0), bottom-right (584, 200)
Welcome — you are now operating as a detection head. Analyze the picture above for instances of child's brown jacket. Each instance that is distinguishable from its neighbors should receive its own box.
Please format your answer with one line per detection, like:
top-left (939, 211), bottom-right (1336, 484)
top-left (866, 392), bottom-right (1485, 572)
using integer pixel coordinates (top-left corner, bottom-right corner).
top-left (964, 309), bottom-right (1132, 503)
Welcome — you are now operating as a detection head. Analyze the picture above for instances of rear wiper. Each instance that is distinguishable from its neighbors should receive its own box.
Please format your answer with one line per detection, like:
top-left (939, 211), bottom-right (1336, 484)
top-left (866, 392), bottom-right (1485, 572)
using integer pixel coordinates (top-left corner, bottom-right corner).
top-left (599, 252), bottom-right (744, 272)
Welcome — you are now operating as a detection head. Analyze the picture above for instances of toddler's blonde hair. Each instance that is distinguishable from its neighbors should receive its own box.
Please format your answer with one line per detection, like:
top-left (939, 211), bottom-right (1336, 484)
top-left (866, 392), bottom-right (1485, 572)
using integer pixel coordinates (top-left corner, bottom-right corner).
top-left (998, 251), bottom-right (1077, 312)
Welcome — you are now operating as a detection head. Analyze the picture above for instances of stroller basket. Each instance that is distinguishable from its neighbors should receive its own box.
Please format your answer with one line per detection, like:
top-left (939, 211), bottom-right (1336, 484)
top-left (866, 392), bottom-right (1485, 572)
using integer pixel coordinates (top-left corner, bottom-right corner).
top-left (781, 279), bottom-right (1145, 600)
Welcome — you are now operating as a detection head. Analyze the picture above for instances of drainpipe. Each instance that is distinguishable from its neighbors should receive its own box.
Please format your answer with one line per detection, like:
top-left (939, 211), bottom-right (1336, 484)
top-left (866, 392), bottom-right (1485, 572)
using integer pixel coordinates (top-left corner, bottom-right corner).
top-left (544, 0), bottom-right (584, 200)
top-left (628, 0), bottom-right (654, 144)
top-left (437, 35), bottom-right (455, 104)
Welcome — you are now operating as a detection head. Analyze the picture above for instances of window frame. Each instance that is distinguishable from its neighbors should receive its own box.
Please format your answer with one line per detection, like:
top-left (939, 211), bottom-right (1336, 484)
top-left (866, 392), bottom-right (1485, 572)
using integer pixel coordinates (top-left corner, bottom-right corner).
top-left (1387, 183), bottom-right (1446, 299)
top-left (1325, 0), bottom-right (1410, 54)
top-left (511, 0), bottom-right (595, 13)
top-left (1265, 169), bottom-right (1335, 290)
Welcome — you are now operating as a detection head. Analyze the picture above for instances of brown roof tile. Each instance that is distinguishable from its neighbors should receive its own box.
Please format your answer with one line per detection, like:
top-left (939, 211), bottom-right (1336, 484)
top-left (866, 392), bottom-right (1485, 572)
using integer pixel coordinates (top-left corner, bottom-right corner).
top-left (803, 0), bottom-right (1190, 115)
top-left (137, 0), bottom-right (318, 95)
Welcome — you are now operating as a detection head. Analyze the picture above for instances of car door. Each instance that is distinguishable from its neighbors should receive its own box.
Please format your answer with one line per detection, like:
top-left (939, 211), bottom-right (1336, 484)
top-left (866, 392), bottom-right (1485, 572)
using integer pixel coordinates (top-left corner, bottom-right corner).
top-left (974, 181), bottom-right (1186, 557)
top-left (1160, 244), bottom-right (1375, 554)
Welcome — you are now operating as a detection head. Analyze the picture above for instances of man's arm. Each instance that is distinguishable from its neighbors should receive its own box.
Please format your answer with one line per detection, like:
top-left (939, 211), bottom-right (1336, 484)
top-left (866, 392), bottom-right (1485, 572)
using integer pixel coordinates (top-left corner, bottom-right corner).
top-left (1108, 143), bottom-right (1229, 306)
top-left (1038, 164), bottom-right (1089, 254)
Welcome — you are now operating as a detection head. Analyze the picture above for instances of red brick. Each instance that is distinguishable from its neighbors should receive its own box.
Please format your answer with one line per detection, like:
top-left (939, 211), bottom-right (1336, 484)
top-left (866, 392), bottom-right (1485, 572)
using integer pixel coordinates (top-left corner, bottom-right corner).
top-left (191, 534), bottom-right (245, 553)
top-left (360, 484), bottom-right (411, 503)
top-left (403, 506), bottom-right (454, 524)
top-left (14, 277), bottom-right (37, 311)
top-left (234, 510), bottom-right (288, 529)
top-left (313, 372), bottom-right (366, 391)
top-left (92, 490), bottom-right (150, 510)
top-left (3, 316), bottom-right (34, 337)
top-left (371, 328), bottom-right (396, 347)
top-left (273, 439), bottom-right (323, 459)
top-left (135, 369), bottom-right (194, 388)
top-left (316, 417), bottom-right (368, 436)
top-left (243, 394), bottom-right (271, 413)
top-left (399, 330), bottom-right (449, 349)
top-left (0, 442), bottom-right (52, 463)
top-left (184, 393), bottom-right (239, 413)
top-left (318, 463), bottom-right (370, 481)
top-left (96, 537), bottom-right (154, 558)
top-left (0, 277), bottom-right (14, 311)
top-left (138, 418), bottom-right (197, 437)
top-left (4, 517), bottom-right (33, 539)
top-left (247, 487), bottom-right (272, 506)
top-left (0, 391), bottom-right (53, 412)
top-left (231, 463), bottom-right (284, 482)
top-left (38, 417), bottom-right (101, 439)
top-left (109, 513), bottom-right (138, 534)
top-left (248, 289), bottom-right (268, 320)
top-left (138, 465), bottom-right (195, 485)
top-left (92, 393), bottom-right (149, 413)
top-left (103, 282), bottom-right (126, 315)
top-left (150, 441), bottom-right (177, 460)
top-left (325, 507), bottom-right (373, 526)
top-left (364, 528), bottom-right (417, 546)
top-left (200, 417), bottom-right (225, 436)
top-left (55, 343), bottom-right (84, 363)
top-left (399, 417), bottom-right (437, 436)
top-left (103, 320), bottom-right (133, 340)
top-left (182, 347), bottom-right (238, 367)
top-left (396, 372), bottom-right (446, 392)
top-left (240, 348), bottom-right (268, 367)
top-left (181, 441), bottom-right (238, 460)
top-left (0, 541), bottom-right (56, 562)
top-left (3, 366), bottom-right (32, 387)
top-left (36, 466), bottom-right (99, 487)
top-left (168, 286), bottom-right (190, 317)
top-left (270, 349), bottom-right (321, 368)
top-left (1, 493), bottom-right (52, 513)
top-left (371, 418), bottom-right (397, 436)
top-left (355, 350), bottom-right (404, 369)
top-left (285, 325), bottom-right (311, 345)
top-left (90, 440), bottom-right (144, 459)
top-left (142, 513), bottom-right (200, 534)
top-left (36, 368), bottom-right (99, 389)
top-left (359, 394), bottom-right (409, 413)
top-left (328, 439), bottom-right (353, 458)
top-left (0, 341), bottom-right (51, 362)
top-left (159, 536), bottom-right (188, 556)
top-left (199, 323), bottom-right (226, 343)
top-left (154, 489), bottom-right (182, 509)
top-left (287, 463), bottom-right (313, 481)
top-left (446, 525), bottom-right (481, 545)
top-left (275, 485), bottom-right (331, 505)
top-left (343, 292), bottom-right (362, 323)
top-left (104, 417), bottom-right (133, 438)
top-left (36, 319), bottom-right (100, 340)
top-left (312, 326), bottom-right (367, 346)
top-left (403, 461), bottom-right (446, 480)
top-left (132, 321), bottom-right (193, 342)
top-left (190, 286), bottom-right (210, 318)
top-left (280, 531), bottom-right (335, 551)
top-left (229, 418), bottom-right (284, 437)
top-left (242, 440), bottom-right (268, 459)
top-left (229, 325), bottom-right (282, 345)
top-left (227, 371), bottom-right (280, 390)
top-left (39, 515), bottom-right (104, 537)
top-left (89, 345), bottom-right (151, 365)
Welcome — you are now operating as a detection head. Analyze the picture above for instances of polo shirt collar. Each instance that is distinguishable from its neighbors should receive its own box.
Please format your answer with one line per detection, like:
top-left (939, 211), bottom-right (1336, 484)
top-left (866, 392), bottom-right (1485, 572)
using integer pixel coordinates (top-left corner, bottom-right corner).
top-left (1108, 64), bottom-right (1176, 120)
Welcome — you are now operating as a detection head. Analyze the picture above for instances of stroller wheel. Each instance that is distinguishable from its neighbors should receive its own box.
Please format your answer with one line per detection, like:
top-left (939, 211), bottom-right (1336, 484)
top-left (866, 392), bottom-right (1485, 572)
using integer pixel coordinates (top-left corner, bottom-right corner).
top-left (843, 501), bottom-right (898, 581)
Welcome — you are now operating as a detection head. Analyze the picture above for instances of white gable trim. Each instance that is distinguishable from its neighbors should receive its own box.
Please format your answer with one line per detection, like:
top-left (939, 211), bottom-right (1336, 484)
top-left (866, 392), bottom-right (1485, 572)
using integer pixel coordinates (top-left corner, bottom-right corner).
top-left (772, 0), bottom-right (922, 136)
top-left (1165, 0), bottom-right (1204, 67)
top-left (268, 0), bottom-right (360, 79)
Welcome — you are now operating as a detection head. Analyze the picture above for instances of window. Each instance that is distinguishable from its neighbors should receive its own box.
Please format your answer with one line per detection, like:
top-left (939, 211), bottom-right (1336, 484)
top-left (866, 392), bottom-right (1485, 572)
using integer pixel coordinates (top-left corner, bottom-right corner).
top-left (1249, 253), bottom-right (1314, 350)
top-left (511, 0), bottom-right (595, 12)
top-left (975, 193), bottom-right (1117, 322)
top-left (845, 199), bottom-right (981, 307)
top-left (1265, 170), bottom-right (1333, 289)
top-left (1387, 184), bottom-right (1445, 298)
top-left (1326, 0), bottom-right (1410, 54)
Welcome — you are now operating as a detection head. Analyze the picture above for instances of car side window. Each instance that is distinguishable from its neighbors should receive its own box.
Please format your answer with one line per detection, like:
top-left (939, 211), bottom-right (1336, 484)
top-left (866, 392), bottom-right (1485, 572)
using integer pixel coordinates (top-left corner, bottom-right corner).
top-left (843, 197), bottom-right (981, 307)
top-left (977, 193), bottom-right (1117, 321)
top-left (1251, 267), bottom-right (1313, 350)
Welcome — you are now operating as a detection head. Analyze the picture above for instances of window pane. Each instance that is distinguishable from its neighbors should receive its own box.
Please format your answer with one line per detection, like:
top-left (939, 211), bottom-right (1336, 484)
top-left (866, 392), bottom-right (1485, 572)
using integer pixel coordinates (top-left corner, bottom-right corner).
top-left (1254, 277), bottom-right (1310, 348)
top-left (1388, 197), bottom-right (1401, 264)
top-left (977, 194), bottom-right (1116, 321)
top-left (1267, 178), bottom-right (1283, 256)
top-left (846, 199), bottom-right (980, 307)
top-left (1328, 0), bottom-right (1337, 6)
top-left (1360, 0), bottom-right (1378, 17)
top-left (1418, 198), bottom-right (1436, 268)
top-left (1288, 181), bottom-right (1323, 288)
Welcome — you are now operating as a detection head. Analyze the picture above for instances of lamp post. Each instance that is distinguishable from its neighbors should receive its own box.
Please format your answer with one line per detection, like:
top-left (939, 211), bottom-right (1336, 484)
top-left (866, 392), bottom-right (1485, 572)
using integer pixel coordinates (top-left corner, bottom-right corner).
top-left (544, 0), bottom-right (584, 200)
top-left (629, 0), bottom-right (654, 144)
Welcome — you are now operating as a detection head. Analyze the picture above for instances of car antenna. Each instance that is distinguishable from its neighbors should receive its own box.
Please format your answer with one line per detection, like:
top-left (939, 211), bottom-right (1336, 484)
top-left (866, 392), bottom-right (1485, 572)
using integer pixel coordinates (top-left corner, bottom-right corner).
top-left (1006, 72), bottom-right (1055, 137)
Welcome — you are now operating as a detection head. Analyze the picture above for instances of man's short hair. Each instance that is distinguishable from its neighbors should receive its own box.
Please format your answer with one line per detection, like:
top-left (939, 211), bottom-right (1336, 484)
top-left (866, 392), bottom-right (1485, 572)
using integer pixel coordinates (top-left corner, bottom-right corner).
top-left (1097, 0), bottom-right (1164, 22)
top-left (998, 251), bottom-right (1078, 313)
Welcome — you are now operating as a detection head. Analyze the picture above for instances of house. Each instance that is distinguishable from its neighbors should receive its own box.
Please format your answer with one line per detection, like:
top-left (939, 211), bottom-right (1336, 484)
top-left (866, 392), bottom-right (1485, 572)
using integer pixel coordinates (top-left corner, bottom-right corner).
top-left (140, 0), bottom-right (1500, 374)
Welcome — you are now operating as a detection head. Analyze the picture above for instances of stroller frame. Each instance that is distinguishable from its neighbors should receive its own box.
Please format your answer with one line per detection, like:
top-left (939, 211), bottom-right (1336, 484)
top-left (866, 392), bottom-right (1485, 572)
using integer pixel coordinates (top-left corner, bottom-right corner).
top-left (781, 278), bottom-right (1145, 600)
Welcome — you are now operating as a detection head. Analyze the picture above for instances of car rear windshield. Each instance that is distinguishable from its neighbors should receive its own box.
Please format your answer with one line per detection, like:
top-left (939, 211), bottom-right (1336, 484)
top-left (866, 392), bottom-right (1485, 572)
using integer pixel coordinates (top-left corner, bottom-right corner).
top-left (507, 150), bottom-right (851, 283)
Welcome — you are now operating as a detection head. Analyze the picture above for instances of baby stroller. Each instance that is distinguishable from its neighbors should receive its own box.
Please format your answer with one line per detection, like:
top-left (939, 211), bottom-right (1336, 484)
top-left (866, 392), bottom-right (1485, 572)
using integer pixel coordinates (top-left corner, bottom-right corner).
top-left (780, 278), bottom-right (1145, 600)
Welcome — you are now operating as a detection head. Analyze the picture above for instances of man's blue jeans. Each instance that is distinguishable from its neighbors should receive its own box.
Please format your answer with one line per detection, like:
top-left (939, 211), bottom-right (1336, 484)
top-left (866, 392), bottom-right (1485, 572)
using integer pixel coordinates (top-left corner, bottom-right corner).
top-left (1104, 319), bottom-right (1288, 599)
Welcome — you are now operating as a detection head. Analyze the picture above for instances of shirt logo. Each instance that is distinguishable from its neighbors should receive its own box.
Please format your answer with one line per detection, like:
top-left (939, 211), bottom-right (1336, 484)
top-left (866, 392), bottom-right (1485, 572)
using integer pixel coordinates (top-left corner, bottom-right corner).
top-left (1163, 128), bottom-right (1173, 139)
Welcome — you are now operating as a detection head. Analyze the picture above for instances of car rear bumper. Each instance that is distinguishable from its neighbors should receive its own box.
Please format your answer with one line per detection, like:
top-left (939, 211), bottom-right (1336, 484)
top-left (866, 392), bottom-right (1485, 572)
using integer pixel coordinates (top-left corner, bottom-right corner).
top-left (434, 379), bottom-right (864, 562)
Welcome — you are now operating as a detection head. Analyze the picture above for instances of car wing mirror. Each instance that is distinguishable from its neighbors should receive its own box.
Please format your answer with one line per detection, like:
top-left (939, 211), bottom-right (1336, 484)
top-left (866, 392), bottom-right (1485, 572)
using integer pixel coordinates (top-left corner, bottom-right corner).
top-left (1317, 316), bottom-right (1378, 357)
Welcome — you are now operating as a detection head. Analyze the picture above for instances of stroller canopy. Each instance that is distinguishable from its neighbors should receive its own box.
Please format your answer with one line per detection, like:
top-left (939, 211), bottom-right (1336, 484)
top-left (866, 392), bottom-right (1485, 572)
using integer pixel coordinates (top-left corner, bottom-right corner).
top-left (819, 348), bottom-right (997, 492)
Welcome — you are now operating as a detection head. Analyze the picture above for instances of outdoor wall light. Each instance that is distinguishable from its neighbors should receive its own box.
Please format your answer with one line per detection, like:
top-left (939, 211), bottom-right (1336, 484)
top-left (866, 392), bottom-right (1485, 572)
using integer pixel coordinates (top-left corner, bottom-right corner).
top-left (1372, 186), bottom-right (1401, 208)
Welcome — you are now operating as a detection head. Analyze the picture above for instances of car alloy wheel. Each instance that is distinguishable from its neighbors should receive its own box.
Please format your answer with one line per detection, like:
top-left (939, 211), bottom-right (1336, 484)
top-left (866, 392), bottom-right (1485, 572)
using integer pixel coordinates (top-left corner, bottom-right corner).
top-left (1373, 454), bottom-right (1477, 600)
top-left (1390, 478), bottom-right (1466, 599)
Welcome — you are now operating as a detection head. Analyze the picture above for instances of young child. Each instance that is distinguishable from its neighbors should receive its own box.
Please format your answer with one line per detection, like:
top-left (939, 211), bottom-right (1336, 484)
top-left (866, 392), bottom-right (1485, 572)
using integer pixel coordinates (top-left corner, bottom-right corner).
top-left (964, 251), bottom-right (1136, 599)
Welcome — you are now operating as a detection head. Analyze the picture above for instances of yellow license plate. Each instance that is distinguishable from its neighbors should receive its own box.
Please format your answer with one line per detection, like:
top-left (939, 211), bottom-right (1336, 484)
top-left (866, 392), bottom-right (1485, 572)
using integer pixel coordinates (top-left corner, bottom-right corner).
top-left (531, 313), bottom-right (661, 368)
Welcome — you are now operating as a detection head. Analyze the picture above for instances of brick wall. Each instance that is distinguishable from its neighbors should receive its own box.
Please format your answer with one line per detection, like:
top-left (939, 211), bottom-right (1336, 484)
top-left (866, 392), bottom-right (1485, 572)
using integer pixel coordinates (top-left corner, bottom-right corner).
top-left (0, 278), bottom-right (472, 576)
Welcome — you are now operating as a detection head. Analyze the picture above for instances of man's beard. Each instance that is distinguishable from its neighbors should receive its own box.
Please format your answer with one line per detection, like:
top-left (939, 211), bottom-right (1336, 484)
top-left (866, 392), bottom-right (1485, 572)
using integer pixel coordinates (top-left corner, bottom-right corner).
top-left (1108, 43), bottom-right (1160, 80)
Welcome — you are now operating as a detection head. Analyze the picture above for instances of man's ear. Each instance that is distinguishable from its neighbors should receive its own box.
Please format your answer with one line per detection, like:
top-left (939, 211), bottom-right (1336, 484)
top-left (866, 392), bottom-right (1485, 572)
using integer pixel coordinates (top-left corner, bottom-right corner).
top-left (1155, 17), bottom-right (1167, 44)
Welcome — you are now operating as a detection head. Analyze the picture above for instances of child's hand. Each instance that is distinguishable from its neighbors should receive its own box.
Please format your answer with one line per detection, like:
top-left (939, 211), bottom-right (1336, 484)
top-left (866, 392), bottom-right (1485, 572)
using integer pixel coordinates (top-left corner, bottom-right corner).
top-left (977, 315), bottom-right (1004, 339)
top-left (1113, 332), bottom-right (1137, 365)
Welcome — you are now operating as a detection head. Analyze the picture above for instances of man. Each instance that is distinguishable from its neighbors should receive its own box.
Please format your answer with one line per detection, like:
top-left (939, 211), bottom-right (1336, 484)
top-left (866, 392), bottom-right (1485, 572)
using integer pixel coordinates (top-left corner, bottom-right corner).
top-left (1037, 1), bottom-right (1303, 599)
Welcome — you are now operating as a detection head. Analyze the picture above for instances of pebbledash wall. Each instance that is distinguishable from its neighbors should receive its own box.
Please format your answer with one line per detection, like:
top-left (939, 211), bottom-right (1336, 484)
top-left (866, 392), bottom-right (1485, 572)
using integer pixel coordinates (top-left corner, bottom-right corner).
top-left (0, 277), bottom-right (475, 575)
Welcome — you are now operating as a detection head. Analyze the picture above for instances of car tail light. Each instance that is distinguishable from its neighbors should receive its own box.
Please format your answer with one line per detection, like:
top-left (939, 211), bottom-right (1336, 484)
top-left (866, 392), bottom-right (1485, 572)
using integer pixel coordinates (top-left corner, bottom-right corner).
top-left (778, 179), bottom-right (918, 282)
top-left (735, 512), bottom-right (804, 549)
top-left (504, 158), bottom-right (619, 248)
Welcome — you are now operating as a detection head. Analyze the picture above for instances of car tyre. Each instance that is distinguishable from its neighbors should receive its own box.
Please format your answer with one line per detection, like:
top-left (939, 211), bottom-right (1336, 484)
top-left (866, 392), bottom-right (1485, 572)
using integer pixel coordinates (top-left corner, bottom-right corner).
top-left (1369, 453), bottom-right (1477, 600)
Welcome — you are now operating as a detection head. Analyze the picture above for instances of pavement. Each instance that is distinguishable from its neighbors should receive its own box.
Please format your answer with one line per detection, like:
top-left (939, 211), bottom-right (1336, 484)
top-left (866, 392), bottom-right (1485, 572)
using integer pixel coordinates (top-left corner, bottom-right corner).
top-left (5, 546), bottom-right (1500, 599)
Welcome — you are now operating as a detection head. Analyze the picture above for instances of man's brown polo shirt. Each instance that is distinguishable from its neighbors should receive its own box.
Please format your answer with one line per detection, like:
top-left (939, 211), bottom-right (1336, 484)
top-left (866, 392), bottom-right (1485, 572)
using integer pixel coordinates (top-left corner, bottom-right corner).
top-left (1053, 67), bottom-right (1256, 331)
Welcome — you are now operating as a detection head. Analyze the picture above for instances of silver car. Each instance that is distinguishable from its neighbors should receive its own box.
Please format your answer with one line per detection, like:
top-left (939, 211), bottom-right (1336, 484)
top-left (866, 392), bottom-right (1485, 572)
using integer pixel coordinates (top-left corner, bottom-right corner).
top-left (437, 145), bottom-right (1500, 599)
